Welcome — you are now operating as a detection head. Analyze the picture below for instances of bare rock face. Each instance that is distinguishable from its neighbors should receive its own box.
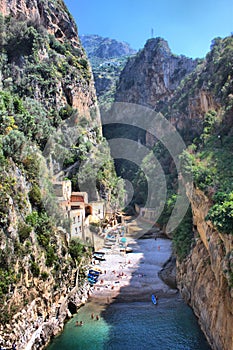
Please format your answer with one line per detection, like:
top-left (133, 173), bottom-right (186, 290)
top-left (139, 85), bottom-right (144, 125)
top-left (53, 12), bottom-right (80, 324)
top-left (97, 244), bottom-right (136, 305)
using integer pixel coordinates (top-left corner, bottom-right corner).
top-left (115, 38), bottom-right (198, 110)
top-left (0, 0), bottom-right (78, 44)
top-left (0, 0), bottom-right (100, 123)
top-left (159, 256), bottom-right (177, 289)
top-left (177, 185), bottom-right (233, 350)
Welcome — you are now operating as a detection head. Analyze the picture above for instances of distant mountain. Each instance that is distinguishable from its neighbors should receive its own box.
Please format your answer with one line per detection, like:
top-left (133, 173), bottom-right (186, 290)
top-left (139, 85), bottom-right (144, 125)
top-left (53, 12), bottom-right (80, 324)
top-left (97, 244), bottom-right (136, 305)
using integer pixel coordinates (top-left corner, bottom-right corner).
top-left (80, 35), bottom-right (137, 109)
top-left (80, 34), bottom-right (136, 59)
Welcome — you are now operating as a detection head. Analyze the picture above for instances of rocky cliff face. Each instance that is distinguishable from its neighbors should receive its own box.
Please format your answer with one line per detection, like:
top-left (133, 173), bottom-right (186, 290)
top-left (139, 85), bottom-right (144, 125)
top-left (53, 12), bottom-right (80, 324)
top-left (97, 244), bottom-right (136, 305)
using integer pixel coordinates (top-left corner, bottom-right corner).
top-left (0, 0), bottom-right (99, 121)
top-left (0, 1), bottom-right (106, 348)
top-left (0, 0), bottom-right (78, 45)
top-left (114, 38), bottom-right (200, 147)
top-left (177, 186), bottom-right (233, 350)
top-left (0, 159), bottom-right (92, 349)
top-left (115, 38), bottom-right (198, 110)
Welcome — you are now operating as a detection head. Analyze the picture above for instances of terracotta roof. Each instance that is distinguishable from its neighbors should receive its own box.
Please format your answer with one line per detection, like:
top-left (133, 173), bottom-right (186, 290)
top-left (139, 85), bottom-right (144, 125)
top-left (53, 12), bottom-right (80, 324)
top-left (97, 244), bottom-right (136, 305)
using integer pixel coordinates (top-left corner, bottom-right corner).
top-left (71, 195), bottom-right (84, 203)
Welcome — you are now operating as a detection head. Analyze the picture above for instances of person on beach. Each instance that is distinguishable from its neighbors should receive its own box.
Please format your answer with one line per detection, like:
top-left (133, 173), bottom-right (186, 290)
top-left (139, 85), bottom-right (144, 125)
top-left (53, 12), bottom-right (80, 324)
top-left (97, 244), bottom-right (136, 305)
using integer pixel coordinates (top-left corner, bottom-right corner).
top-left (96, 315), bottom-right (99, 320)
top-left (91, 313), bottom-right (94, 319)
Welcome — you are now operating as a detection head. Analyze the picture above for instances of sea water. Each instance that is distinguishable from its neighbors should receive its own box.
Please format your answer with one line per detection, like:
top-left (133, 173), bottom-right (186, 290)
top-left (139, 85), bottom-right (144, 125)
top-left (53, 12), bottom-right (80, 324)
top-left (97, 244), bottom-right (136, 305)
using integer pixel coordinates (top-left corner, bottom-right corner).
top-left (46, 297), bottom-right (211, 350)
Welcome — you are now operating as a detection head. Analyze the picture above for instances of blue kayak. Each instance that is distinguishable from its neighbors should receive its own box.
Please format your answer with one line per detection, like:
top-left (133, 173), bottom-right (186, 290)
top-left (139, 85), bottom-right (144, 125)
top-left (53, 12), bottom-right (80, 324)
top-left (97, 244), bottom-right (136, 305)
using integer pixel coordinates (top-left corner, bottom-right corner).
top-left (151, 294), bottom-right (157, 305)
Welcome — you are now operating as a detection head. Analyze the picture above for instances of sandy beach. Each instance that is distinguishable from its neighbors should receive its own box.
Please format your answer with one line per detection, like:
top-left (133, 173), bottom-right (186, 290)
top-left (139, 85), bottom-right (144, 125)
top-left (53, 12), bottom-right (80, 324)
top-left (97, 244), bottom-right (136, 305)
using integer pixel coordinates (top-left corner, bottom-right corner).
top-left (89, 234), bottom-right (177, 304)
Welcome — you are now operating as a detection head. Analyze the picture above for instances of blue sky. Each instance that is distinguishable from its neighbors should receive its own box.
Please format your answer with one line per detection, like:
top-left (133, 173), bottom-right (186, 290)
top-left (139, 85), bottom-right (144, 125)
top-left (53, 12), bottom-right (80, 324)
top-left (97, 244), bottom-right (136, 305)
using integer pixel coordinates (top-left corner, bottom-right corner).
top-left (64, 0), bottom-right (233, 58)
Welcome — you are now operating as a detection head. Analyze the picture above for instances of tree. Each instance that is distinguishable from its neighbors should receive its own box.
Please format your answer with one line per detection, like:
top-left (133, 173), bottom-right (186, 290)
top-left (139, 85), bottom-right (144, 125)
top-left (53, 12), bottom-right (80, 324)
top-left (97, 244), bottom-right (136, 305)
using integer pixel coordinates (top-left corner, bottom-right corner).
top-left (2, 130), bottom-right (27, 162)
top-left (68, 239), bottom-right (85, 264)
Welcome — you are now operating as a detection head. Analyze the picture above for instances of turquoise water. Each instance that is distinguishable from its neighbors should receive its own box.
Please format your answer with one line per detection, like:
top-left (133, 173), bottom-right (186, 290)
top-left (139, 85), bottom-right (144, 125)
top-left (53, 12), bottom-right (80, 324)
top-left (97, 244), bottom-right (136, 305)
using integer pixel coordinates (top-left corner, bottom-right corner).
top-left (47, 297), bottom-right (211, 350)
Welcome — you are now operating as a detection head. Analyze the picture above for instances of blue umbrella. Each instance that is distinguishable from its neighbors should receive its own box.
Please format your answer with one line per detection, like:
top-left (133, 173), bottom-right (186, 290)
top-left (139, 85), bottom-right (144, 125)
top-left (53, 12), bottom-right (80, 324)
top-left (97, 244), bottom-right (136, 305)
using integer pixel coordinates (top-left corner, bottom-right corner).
top-left (121, 237), bottom-right (127, 243)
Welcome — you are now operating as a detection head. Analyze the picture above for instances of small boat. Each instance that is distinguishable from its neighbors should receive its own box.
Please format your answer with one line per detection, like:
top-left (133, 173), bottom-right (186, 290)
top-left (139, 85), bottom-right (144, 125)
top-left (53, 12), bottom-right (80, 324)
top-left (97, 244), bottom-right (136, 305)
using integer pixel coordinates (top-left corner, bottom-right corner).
top-left (105, 236), bottom-right (116, 242)
top-left (92, 267), bottom-right (102, 273)
top-left (94, 256), bottom-right (106, 261)
top-left (93, 251), bottom-right (105, 256)
top-left (88, 269), bottom-right (101, 284)
top-left (93, 252), bottom-right (106, 261)
top-left (125, 247), bottom-right (133, 253)
top-left (104, 241), bottom-right (115, 246)
top-left (88, 277), bottom-right (98, 284)
top-left (89, 269), bottom-right (100, 276)
top-left (151, 294), bottom-right (157, 305)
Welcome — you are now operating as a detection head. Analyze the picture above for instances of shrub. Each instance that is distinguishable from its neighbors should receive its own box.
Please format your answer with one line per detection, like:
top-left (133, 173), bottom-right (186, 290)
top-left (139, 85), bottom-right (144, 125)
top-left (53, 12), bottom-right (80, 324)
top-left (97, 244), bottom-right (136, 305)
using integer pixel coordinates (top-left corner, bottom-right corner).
top-left (59, 105), bottom-right (76, 120)
top-left (41, 271), bottom-right (49, 281)
top-left (46, 245), bottom-right (57, 267)
top-left (30, 261), bottom-right (40, 277)
top-left (206, 192), bottom-right (233, 234)
top-left (28, 184), bottom-right (43, 209)
top-left (172, 208), bottom-right (194, 261)
top-left (26, 211), bottom-right (53, 248)
top-left (68, 239), bottom-right (85, 263)
top-left (49, 34), bottom-right (66, 54)
top-left (2, 130), bottom-right (27, 162)
top-left (0, 268), bottom-right (16, 296)
top-left (26, 211), bottom-right (40, 227)
top-left (18, 223), bottom-right (32, 243)
top-left (79, 58), bottom-right (88, 69)
top-left (22, 154), bottom-right (40, 181)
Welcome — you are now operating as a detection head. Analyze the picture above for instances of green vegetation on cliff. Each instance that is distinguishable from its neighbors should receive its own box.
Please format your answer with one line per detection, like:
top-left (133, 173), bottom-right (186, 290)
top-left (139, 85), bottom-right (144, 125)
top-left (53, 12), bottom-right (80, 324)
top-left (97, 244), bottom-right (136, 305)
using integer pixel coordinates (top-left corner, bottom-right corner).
top-left (180, 36), bottom-right (233, 235)
top-left (0, 8), bottom-right (124, 328)
top-left (121, 35), bottom-right (233, 260)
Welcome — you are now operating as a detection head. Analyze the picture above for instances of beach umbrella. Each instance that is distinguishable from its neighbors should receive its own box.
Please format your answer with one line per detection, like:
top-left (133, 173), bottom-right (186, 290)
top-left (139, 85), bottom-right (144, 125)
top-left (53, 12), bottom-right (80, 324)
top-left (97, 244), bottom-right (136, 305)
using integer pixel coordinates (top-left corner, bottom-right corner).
top-left (120, 237), bottom-right (127, 243)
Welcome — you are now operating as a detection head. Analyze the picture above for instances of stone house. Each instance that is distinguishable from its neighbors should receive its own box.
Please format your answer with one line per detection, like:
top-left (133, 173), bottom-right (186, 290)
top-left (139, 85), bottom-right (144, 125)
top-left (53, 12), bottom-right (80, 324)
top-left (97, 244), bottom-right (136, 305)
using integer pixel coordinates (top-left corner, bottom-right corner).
top-left (90, 201), bottom-right (105, 220)
top-left (135, 204), bottom-right (157, 223)
top-left (53, 180), bottom-right (105, 242)
top-left (53, 180), bottom-right (72, 219)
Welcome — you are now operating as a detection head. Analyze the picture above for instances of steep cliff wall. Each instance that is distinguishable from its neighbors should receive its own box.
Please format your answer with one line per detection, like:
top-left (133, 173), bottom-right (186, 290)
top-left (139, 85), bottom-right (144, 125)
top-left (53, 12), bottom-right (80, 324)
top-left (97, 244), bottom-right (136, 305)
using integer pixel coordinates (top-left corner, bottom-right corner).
top-left (0, 0), bottom-right (99, 121)
top-left (0, 0), bottom-right (78, 43)
top-left (177, 186), bottom-right (233, 350)
top-left (171, 36), bottom-right (233, 350)
top-left (0, 1), bottom-right (113, 348)
top-left (115, 38), bottom-right (198, 110)
top-left (114, 37), bottom-right (200, 147)
top-left (0, 159), bottom-right (92, 349)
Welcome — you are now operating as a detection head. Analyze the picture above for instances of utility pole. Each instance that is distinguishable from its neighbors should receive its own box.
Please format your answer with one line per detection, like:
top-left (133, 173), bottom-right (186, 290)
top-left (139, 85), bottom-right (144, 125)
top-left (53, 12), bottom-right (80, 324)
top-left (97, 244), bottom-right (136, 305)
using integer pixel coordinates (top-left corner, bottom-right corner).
top-left (151, 28), bottom-right (154, 38)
